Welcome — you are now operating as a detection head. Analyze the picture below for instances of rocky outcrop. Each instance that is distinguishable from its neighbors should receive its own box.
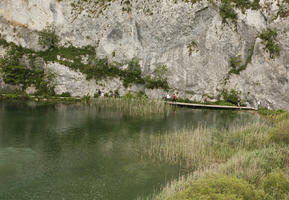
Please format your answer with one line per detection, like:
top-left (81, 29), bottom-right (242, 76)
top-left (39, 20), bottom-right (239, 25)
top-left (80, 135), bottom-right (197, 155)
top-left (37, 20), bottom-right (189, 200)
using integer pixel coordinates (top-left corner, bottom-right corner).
top-left (0, 0), bottom-right (288, 110)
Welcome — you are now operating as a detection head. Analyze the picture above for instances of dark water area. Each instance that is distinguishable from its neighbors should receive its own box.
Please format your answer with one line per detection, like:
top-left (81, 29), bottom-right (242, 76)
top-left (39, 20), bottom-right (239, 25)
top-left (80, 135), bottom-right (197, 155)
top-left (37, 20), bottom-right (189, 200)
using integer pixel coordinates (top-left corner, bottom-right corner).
top-left (0, 101), bottom-right (262, 200)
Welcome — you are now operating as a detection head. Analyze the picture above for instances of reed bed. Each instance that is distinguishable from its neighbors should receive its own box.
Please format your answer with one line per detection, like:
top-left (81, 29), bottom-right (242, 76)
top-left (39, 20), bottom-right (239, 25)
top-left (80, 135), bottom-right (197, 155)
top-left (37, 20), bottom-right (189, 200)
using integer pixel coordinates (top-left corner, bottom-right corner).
top-left (138, 119), bottom-right (289, 200)
top-left (218, 147), bottom-right (287, 184)
top-left (91, 97), bottom-right (171, 118)
top-left (139, 123), bottom-right (269, 171)
top-left (142, 146), bottom-right (289, 200)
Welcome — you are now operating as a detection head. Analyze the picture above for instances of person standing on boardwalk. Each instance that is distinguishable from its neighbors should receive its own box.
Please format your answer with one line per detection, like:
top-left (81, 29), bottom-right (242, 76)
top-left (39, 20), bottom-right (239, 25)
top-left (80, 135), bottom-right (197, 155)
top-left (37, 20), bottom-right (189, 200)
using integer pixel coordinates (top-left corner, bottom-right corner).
top-left (172, 94), bottom-right (176, 102)
top-left (166, 93), bottom-right (171, 101)
top-left (237, 99), bottom-right (241, 107)
top-left (257, 100), bottom-right (261, 109)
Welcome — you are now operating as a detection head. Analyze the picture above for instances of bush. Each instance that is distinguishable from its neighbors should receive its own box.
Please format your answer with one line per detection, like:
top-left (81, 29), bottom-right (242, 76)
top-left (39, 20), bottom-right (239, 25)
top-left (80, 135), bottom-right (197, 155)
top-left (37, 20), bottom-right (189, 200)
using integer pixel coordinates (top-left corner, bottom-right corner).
top-left (222, 88), bottom-right (241, 105)
top-left (59, 92), bottom-right (71, 97)
top-left (277, 4), bottom-right (289, 18)
top-left (187, 40), bottom-right (198, 56)
top-left (259, 28), bottom-right (281, 59)
top-left (231, 0), bottom-right (260, 11)
top-left (144, 65), bottom-right (169, 90)
top-left (1, 65), bottom-right (54, 94)
top-left (221, 148), bottom-right (286, 184)
top-left (168, 175), bottom-right (265, 200)
top-left (38, 26), bottom-right (59, 49)
top-left (123, 91), bottom-right (147, 99)
top-left (144, 76), bottom-right (169, 90)
top-left (261, 170), bottom-right (289, 200)
top-left (258, 107), bottom-right (289, 121)
top-left (220, 2), bottom-right (238, 24)
top-left (122, 57), bottom-right (145, 87)
top-left (258, 107), bottom-right (286, 116)
top-left (229, 55), bottom-right (247, 74)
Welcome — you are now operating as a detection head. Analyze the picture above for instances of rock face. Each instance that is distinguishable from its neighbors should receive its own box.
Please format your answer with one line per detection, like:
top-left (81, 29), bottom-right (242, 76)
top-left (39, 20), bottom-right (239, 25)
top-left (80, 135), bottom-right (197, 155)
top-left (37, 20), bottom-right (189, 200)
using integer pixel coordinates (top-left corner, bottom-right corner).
top-left (0, 0), bottom-right (288, 110)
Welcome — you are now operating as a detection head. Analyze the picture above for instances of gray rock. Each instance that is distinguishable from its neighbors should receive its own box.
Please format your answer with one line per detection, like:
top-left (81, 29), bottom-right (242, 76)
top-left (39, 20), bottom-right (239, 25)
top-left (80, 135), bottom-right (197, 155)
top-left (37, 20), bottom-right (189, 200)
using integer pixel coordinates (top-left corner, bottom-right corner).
top-left (0, 0), bottom-right (288, 110)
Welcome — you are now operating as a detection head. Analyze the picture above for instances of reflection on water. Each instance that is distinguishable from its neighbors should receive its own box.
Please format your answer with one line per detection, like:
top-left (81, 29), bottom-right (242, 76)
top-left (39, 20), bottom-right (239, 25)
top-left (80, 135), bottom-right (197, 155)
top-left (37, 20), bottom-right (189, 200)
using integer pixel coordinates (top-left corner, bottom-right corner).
top-left (0, 101), bottom-right (262, 200)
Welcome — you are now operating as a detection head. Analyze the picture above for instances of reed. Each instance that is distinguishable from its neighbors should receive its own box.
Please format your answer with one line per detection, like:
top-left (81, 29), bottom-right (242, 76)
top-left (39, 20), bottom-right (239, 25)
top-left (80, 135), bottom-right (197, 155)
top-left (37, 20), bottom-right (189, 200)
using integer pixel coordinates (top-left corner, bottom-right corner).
top-left (138, 119), bottom-right (289, 200)
top-left (218, 147), bottom-right (287, 184)
top-left (139, 147), bottom-right (289, 200)
top-left (90, 97), bottom-right (171, 118)
top-left (139, 123), bottom-right (269, 171)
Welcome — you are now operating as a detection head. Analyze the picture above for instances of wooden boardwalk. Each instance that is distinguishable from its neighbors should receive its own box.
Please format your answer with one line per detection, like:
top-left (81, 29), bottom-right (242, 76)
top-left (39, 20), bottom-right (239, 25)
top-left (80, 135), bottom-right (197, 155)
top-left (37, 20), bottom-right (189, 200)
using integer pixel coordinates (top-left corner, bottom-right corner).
top-left (167, 102), bottom-right (257, 110)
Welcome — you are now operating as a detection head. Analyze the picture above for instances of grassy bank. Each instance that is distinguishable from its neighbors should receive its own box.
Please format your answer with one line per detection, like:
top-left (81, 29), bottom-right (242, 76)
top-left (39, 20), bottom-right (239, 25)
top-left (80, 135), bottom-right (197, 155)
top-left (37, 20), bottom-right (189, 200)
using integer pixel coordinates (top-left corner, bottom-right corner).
top-left (0, 93), bottom-right (171, 118)
top-left (0, 93), bottom-right (81, 104)
top-left (138, 110), bottom-right (289, 200)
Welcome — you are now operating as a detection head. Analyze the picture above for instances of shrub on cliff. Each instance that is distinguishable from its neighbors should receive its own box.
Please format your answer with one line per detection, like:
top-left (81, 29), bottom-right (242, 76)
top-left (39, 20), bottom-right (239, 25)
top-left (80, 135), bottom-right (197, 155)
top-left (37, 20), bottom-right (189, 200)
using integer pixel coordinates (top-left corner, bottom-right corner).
top-left (259, 28), bottom-right (281, 59)
top-left (38, 26), bottom-right (59, 49)
top-left (144, 64), bottom-right (169, 90)
top-left (222, 88), bottom-right (241, 105)
top-left (220, 2), bottom-right (238, 24)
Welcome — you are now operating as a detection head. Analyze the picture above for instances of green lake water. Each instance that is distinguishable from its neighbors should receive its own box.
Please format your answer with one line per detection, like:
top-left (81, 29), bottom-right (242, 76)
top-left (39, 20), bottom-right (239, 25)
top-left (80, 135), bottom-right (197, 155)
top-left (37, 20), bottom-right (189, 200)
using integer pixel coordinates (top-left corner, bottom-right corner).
top-left (0, 101), bottom-right (263, 200)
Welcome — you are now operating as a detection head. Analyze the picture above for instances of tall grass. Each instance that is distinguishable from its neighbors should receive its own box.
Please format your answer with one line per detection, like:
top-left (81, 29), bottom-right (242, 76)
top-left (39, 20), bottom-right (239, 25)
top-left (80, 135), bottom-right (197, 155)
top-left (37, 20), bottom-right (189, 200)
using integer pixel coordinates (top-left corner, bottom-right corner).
top-left (139, 123), bottom-right (269, 171)
top-left (268, 120), bottom-right (289, 145)
top-left (138, 117), bottom-right (289, 200)
top-left (91, 97), bottom-right (171, 118)
top-left (219, 147), bottom-right (287, 184)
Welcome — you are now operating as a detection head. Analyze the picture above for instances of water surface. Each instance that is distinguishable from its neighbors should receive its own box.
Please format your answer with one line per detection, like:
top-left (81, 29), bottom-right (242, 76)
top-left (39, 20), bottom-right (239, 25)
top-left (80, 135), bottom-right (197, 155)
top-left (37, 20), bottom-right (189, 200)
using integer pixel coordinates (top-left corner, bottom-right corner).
top-left (0, 101), bottom-right (262, 200)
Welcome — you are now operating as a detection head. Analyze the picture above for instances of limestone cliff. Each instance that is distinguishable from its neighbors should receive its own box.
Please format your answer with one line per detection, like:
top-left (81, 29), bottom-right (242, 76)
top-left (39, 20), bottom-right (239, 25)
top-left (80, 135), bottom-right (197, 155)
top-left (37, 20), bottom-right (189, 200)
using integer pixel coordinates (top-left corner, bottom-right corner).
top-left (0, 0), bottom-right (288, 110)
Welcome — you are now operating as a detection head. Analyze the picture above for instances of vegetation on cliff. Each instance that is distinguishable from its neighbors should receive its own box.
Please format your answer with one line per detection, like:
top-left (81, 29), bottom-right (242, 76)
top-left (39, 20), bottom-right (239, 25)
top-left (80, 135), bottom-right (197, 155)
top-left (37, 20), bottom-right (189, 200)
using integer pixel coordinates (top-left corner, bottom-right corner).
top-left (259, 28), bottom-right (281, 59)
top-left (0, 37), bottom-right (55, 95)
top-left (0, 33), bottom-right (169, 95)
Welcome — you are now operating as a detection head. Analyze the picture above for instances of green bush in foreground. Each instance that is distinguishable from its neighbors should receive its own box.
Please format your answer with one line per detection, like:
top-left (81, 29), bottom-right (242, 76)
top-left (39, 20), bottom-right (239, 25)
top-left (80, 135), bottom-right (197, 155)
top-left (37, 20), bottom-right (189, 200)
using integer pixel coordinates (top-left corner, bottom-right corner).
top-left (220, 148), bottom-right (286, 185)
top-left (261, 170), bottom-right (289, 200)
top-left (258, 107), bottom-right (286, 116)
top-left (168, 175), bottom-right (265, 200)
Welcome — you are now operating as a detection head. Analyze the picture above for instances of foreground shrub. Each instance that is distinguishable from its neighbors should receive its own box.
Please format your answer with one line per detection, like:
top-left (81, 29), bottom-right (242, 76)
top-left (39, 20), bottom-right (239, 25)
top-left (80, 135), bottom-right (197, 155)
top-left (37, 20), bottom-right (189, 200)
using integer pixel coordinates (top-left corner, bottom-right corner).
top-left (220, 148), bottom-right (286, 184)
top-left (168, 175), bottom-right (265, 200)
top-left (258, 107), bottom-right (287, 116)
top-left (261, 170), bottom-right (289, 200)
